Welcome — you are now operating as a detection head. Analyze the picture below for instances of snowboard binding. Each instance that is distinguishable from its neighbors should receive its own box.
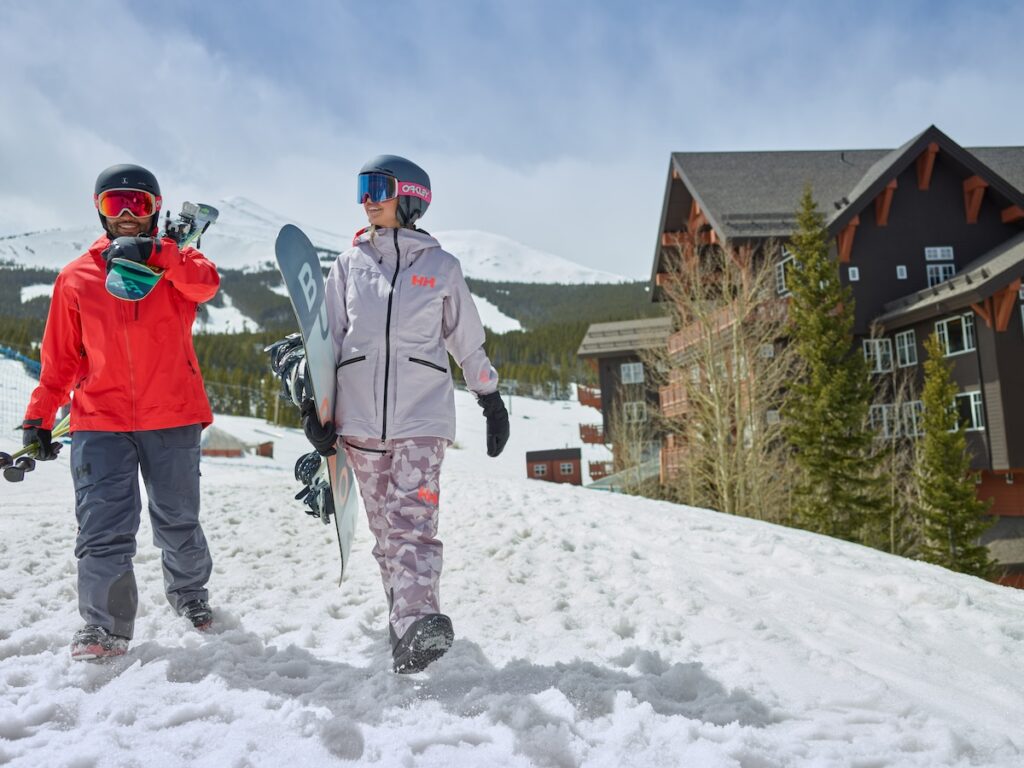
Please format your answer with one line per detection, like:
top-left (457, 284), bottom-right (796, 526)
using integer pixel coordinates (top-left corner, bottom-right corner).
top-left (294, 451), bottom-right (335, 524)
top-left (266, 333), bottom-right (308, 407)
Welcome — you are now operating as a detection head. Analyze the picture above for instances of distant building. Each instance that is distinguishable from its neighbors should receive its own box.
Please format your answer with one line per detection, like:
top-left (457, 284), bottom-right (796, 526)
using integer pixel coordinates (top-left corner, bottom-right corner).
top-left (200, 426), bottom-right (273, 459)
top-left (576, 317), bottom-right (671, 480)
top-left (526, 448), bottom-right (582, 485)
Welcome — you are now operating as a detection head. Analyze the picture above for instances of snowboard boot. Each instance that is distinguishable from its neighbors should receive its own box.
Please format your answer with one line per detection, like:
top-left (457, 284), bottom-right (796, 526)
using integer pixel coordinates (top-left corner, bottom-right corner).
top-left (391, 614), bottom-right (454, 674)
top-left (181, 599), bottom-right (213, 631)
top-left (70, 625), bottom-right (129, 661)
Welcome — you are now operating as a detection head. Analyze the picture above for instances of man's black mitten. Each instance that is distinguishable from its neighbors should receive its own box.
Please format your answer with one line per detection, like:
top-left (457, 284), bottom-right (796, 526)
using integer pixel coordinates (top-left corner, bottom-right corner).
top-left (300, 399), bottom-right (337, 456)
top-left (101, 236), bottom-right (156, 272)
top-left (478, 391), bottom-right (509, 458)
top-left (21, 419), bottom-right (61, 460)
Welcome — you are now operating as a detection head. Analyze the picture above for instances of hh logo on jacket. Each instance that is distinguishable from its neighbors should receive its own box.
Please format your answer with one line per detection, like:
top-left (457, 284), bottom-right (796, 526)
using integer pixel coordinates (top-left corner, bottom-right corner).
top-left (411, 275), bottom-right (436, 288)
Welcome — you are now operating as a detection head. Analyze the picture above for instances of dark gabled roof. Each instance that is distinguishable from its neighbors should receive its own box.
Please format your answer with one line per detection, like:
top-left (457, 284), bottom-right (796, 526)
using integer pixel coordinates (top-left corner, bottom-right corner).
top-left (526, 448), bottom-right (581, 462)
top-left (577, 316), bottom-right (672, 358)
top-left (828, 125), bottom-right (1024, 233)
top-left (876, 230), bottom-right (1024, 329)
top-left (652, 126), bottom-right (1024, 290)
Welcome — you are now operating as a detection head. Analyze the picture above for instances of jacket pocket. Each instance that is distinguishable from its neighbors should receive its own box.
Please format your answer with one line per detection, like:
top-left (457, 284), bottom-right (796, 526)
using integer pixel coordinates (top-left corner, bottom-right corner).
top-left (336, 349), bottom-right (378, 426)
top-left (394, 352), bottom-right (451, 427)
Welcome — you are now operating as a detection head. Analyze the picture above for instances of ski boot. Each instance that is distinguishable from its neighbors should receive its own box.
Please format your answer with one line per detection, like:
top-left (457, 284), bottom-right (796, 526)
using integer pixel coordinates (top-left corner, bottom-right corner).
top-left (181, 599), bottom-right (213, 631)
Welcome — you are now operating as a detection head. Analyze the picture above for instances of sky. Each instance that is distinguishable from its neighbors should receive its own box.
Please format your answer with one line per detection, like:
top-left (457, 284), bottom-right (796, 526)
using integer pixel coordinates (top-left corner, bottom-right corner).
top-left (2, 1), bottom-right (1023, 279)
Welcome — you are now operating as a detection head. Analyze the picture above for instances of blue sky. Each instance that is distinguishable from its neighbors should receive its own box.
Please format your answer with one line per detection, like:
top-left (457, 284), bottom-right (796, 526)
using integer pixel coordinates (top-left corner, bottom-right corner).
top-left (2, 1), bottom-right (1022, 278)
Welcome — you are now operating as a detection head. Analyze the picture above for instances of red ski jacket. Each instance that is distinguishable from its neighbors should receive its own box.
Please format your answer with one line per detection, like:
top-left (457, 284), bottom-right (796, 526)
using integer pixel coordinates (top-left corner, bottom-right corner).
top-left (24, 235), bottom-right (219, 432)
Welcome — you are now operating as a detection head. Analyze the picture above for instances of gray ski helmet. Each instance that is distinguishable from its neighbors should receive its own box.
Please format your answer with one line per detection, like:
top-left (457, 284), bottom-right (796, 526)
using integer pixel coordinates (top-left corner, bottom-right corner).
top-left (358, 154), bottom-right (431, 226)
top-left (94, 163), bottom-right (162, 235)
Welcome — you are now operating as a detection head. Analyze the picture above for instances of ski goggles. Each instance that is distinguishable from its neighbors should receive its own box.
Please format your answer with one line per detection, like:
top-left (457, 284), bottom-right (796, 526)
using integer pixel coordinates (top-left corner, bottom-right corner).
top-left (357, 173), bottom-right (431, 204)
top-left (95, 189), bottom-right (161, 219)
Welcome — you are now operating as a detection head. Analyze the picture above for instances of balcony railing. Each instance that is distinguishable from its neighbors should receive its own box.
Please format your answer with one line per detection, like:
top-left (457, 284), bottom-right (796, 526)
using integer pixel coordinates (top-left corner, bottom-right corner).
top-left (579, 423), bottom-right (606, 445)
top-left (588, 461), bottom-right (614, 480)
top-left (577, 384), bottom-right (602, 410)
top-left (659, 434), bottom-right (689, 482)
top-left (659, 381), bottom-right (689, 419)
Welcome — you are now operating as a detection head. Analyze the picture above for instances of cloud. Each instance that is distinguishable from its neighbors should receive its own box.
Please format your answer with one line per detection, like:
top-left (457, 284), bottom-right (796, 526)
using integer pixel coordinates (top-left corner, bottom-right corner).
top-left (2, 1), bottom-right (1023, 278)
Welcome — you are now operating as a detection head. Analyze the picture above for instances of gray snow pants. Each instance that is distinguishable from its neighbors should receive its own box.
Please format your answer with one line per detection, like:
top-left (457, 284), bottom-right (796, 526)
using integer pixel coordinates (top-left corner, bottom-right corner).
top-left (70, 426), bottom-right (212, 639)
top-left (342, 435), bottom-right (446, 640)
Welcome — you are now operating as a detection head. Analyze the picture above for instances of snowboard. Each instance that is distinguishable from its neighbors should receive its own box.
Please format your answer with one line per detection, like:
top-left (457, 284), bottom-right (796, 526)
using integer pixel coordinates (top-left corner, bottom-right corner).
top-left (273, 224), bottom-right (359, 585)
top-left (106, 201), bottom-right (219, 301)
top-left (1, 413), bottom-right (71, 482)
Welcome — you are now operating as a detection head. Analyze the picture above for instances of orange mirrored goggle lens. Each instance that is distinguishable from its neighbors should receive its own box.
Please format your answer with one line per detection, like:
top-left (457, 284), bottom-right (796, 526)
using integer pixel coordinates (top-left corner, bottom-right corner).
top-left (96, 189), bottom-right (159, 218)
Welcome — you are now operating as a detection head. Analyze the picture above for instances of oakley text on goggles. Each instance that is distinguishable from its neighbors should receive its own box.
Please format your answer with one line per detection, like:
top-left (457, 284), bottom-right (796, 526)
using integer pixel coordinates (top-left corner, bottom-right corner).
top-left (95, 189), bottom-right (161, 219)
top-left (358, 173), bottom-right (431, 204)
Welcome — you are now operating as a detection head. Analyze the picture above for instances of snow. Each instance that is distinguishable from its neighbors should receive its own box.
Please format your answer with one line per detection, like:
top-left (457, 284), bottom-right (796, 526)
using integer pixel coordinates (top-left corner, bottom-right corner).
top-left (2, 366), bottom-right (1024, 766)
top-left (193, 293), bottom-right (257, 335)
top-left (19, 284), bottom-right (52, 303)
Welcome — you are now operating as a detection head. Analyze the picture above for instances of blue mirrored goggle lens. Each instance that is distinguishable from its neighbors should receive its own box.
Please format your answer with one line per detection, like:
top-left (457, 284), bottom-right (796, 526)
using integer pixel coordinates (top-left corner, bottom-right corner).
top-left (357, 173), bottom-right (398, 204)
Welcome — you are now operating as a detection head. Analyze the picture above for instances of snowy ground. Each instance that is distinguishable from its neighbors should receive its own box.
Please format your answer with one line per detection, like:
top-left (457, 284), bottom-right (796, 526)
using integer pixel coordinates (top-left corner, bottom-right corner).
top-left (2, 391), bottom-right (1024, 767)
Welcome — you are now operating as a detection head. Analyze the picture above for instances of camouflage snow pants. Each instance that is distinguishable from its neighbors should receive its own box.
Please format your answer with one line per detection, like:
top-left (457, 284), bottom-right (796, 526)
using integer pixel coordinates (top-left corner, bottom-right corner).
top-left (342, 435), bottom-right (447, 639)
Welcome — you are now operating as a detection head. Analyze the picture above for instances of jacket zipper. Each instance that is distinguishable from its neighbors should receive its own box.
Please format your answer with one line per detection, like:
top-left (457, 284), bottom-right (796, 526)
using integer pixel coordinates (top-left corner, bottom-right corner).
top-left (409, 356), bottom-right (448, 373)
top-left (381, 230), bottom-right (401, 440)
top-left (338, 355), bottom-right (367, 368)
top-left (121, 303), bottom-right (137, 429)
top-left (343, 439), bottom-right (388, 454)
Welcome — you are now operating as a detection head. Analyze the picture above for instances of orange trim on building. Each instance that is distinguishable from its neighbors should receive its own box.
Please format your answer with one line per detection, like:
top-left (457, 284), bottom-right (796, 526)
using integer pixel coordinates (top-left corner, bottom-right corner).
top-left (836, 215), bottom-right (860, 263)
top-left (963, 175), bottom-right (988, 224)
top-left (916, 142), bottom-right (939, 190)
top-left (875, 179), bottom-right (898, 226)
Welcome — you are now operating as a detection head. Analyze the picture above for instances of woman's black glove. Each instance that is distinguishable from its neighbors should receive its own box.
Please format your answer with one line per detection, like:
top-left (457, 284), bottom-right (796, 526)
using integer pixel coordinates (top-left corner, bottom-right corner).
top-left (21, 419), bottom-right (61, 460)
top-left (477, 391), bottom-right (509, 457)
top-left (300, 399), bottom-right (337, 456)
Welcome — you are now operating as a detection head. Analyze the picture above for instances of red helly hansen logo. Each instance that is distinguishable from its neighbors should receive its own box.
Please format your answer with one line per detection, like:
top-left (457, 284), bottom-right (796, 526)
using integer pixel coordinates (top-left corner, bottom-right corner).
top-left (411, 275), bottom-right (436, 288)
top-left (417, 486), bottom-right (439, 505)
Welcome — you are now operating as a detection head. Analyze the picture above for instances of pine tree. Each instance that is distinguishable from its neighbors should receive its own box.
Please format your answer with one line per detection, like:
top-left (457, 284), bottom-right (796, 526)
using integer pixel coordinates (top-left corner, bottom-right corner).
top-left (782, 187), bottom-right (888, 542)
top-left (915, 333), bottom-right (994, 576)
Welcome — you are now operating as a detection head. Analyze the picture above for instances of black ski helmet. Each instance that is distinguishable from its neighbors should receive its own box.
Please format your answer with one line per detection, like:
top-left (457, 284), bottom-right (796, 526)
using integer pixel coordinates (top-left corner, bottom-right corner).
top-left (94, 163), bottom-right (162, 235)
top-left (358, 155), bottom-right (431, 227)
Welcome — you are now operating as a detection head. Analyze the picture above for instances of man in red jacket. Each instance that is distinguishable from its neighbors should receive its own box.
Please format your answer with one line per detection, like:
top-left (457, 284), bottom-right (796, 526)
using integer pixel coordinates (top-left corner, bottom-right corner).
top-left (22, 164), bottom-right (220, 660)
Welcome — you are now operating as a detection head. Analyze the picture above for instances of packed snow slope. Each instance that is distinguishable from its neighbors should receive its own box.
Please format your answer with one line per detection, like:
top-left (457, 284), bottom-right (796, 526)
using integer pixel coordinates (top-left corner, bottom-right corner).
top-left (2, 391), bottom-right (1024, 766)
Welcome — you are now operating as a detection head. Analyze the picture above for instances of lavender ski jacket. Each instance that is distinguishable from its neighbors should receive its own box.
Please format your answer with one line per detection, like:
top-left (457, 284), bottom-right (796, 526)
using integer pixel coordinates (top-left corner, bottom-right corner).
top-left (324, 227), bottom-right (499, 442)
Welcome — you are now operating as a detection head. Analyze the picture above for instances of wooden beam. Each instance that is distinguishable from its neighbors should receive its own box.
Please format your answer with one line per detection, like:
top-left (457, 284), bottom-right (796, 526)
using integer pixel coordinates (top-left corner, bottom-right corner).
top-left (995, 279), bottom-right (1023, 331)
top-left (836, 215), bottom-right (860, 263)
top-left (1001, 205), bottom-right (1024, 224)
top-left (661, 231), bottom-right (686, 247)
top-left (971, 300), bottom-right (994, 329)
top-left (964, 175), bottom-right (989, 224)
top-left (655, 272), bottom-right (671, 287)
top-left (874, 179), bottom-right (898, 226)
top-left (917, 142), bottom-right (939, 190)
top-left (688, 199), bottom-right (705, 234)
top-left (672, 168), bottom-right (680, 181)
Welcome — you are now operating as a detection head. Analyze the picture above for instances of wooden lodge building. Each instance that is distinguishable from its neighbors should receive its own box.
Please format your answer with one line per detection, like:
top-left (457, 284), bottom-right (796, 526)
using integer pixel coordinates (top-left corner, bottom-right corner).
top-left (644, 125), bottom-right (1024, 582)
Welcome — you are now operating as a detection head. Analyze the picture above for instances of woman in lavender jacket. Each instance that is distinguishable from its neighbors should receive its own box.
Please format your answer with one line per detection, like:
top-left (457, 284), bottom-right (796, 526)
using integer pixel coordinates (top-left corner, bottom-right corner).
top-left (302, 155), bottom-right (509, 673)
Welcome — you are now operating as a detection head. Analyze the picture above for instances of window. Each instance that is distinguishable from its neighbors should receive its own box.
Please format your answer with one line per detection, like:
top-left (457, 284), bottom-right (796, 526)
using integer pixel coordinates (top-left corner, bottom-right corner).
top-left (848, 266), bottom-right (860, 282)
top-left (927, 263), bottom-right (956, 287)
top-left (896, 265), bottom-right (908, 280)
top-left (532, 464), bottom-right (547, 477)
top-left (924, 246), bottom-right (954, 261)
top-left (895, 330), bottom-right (917, 367)
top-left (624, 401), bottom-right (647, 423)
top-left (776, 252), bottom-right (795, 295)
top-left (765, 409), bottom-right (781, 425)
top-left (935, 314), bottom-right (976, 356)
top-left (954, 391), bottom-right (985, 431)
top-left (759, 344), bottom-right (775, 359)
top-left (902, 401), bottom-right (924, 437)
top-left (559, 462), bottom-right (573, 475)
top-left (620, 362), bottom-right (644, 385)
top-left (863, 338), bottom-right (894, 373)
top-left (869, 404), bottom-right (900, 438)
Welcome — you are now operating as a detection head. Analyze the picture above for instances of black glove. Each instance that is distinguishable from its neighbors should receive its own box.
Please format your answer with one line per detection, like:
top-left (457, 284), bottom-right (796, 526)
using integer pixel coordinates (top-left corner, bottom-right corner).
top-left (21, 419), bottom-right (61, 461)
top-left (478, 391), bottom-right (509, 457)
top-left (101, 236), bottom-right (156, 272)
top-left (300, 399), bottom-right (337, 456)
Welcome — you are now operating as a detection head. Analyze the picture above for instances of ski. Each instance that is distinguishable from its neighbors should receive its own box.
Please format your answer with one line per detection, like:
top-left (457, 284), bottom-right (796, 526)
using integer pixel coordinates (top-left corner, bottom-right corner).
top-left (269, 225), bottom-right (359, 585)
top-left (105, 201), bottom-right (219, 301)
top-left (1, 413), bottom-right (71, 482)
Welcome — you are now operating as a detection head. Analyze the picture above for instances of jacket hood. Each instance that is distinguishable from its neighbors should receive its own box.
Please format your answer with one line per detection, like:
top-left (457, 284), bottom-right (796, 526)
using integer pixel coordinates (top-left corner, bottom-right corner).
top-left (354, 227), bottom-right (441, 270)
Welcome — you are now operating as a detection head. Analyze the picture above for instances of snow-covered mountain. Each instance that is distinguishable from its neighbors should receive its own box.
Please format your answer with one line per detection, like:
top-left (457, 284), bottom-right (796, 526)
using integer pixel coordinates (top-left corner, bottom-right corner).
top-left (2, 358), bottom-right (1024, 766)
top-left (0, 197), bottom-right (628, 284)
